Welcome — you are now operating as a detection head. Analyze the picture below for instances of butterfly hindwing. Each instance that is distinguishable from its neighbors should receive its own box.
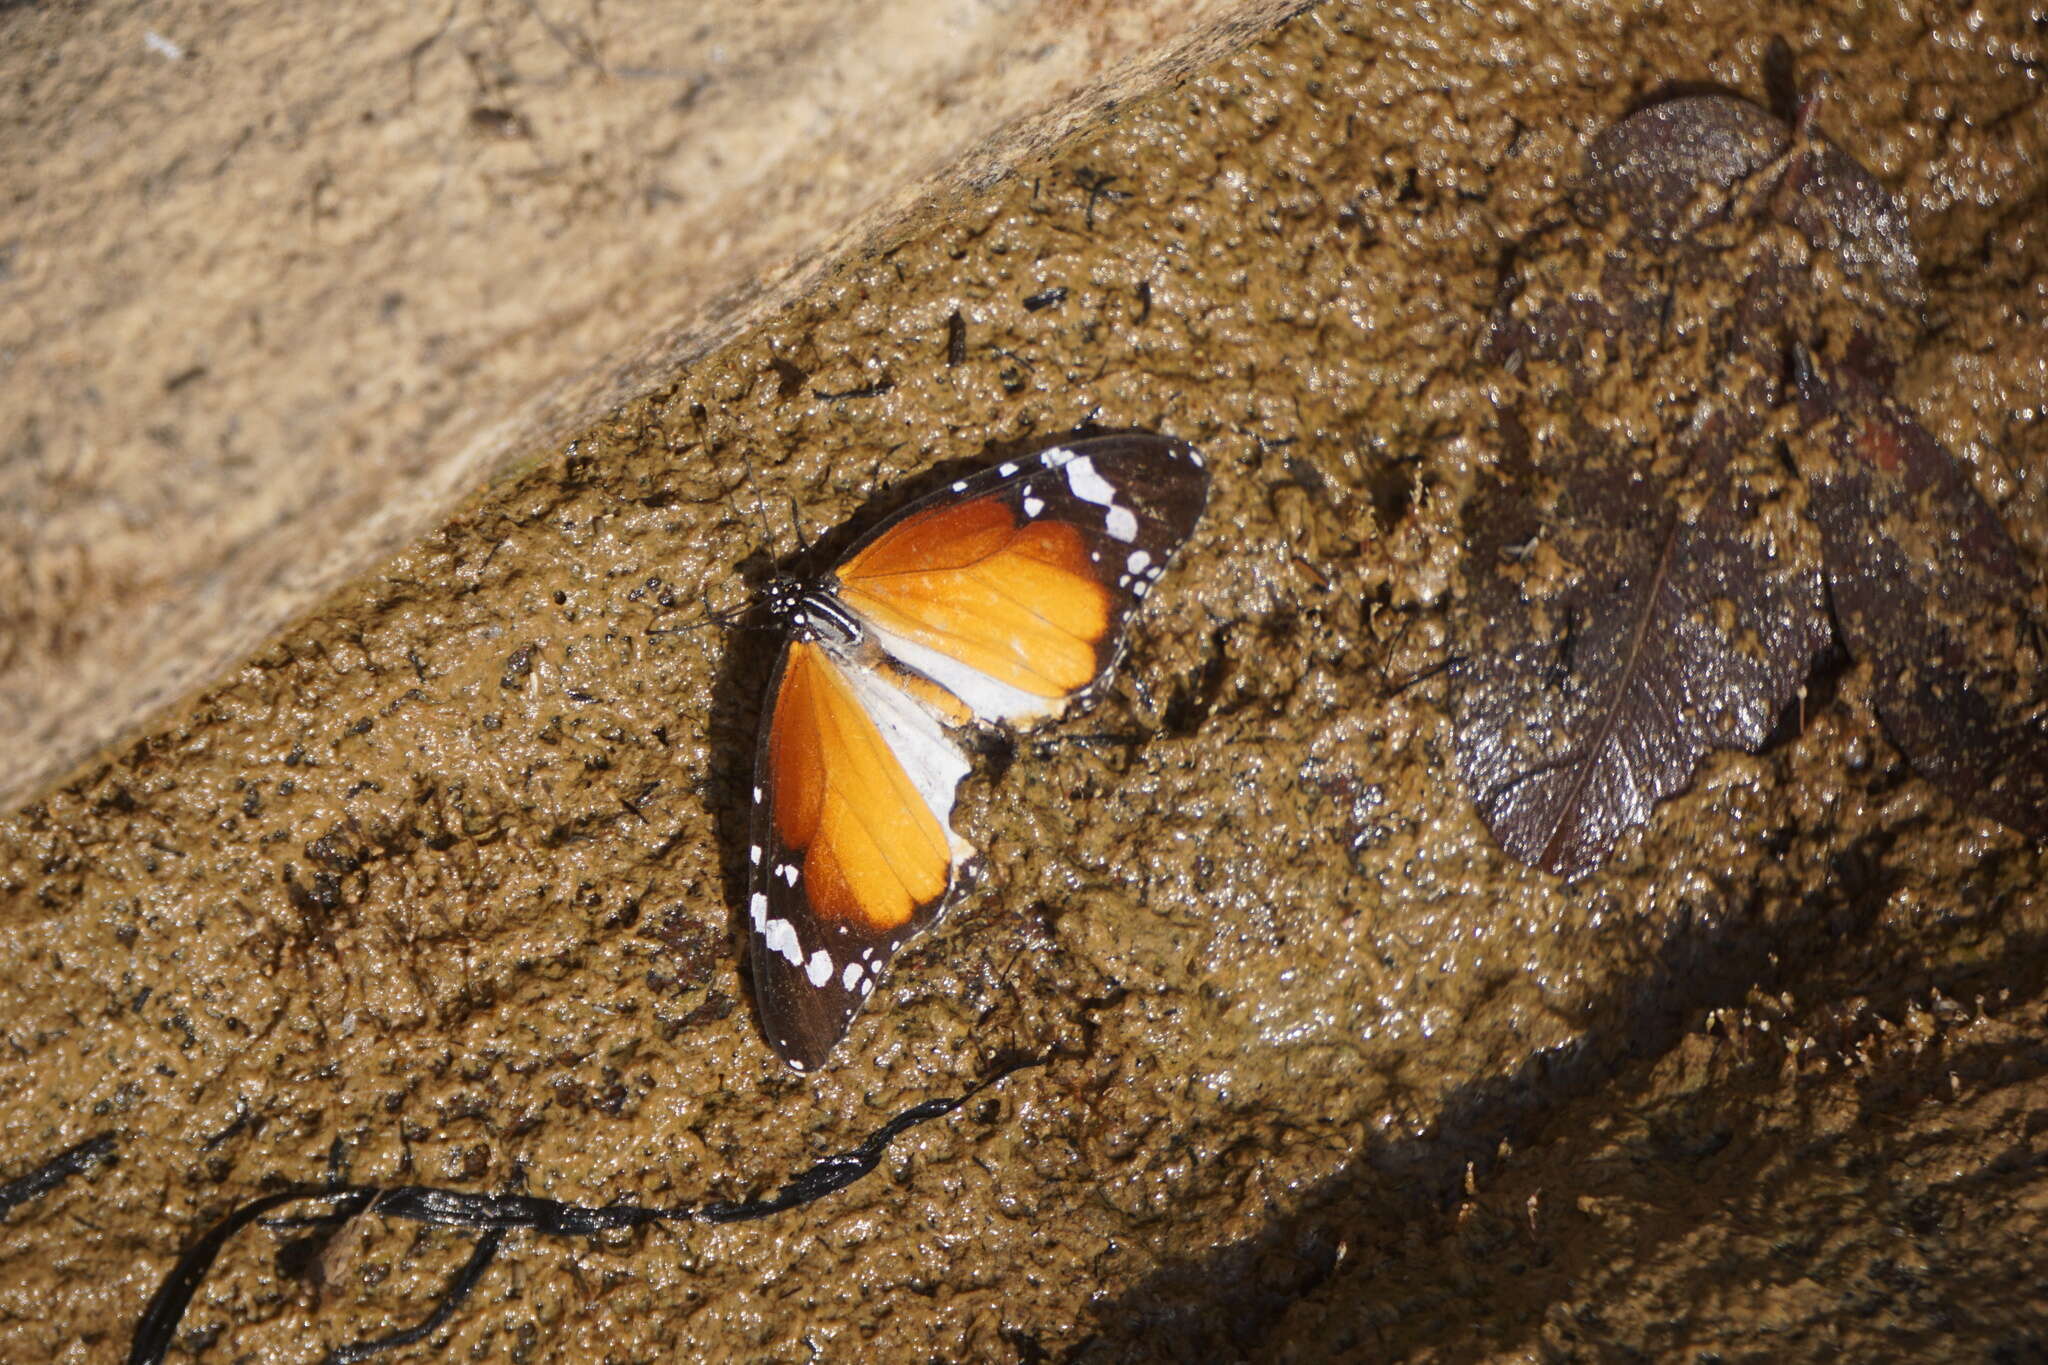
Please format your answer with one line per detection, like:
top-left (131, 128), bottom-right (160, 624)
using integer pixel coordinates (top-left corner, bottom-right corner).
top-left (747, 639), bottom-right (973, 1071)
top-left (745, 432), bottom-right (1208, 1071)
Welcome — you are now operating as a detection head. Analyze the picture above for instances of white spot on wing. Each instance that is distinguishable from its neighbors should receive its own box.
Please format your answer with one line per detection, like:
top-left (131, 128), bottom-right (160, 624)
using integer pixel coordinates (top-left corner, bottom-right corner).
top-left (1041, 446), bottom-right (1075, 468)
top-left (749, 892), bottom-right (768, 929)
top-left (998, 462), bottom-right (1019, 477)
top-left (806, 948), bottom-right (833, 987)
top-left (1064, 456), bottom-right (1116, 506)
top-left (779, 863), bottom-right (799, 886)
top-left (1023, 496), bottom-right (1045, 518)
top-left (1065, 452), bottom-right (1141, 541)
top-left (841, 961), bottom-right (863, 990)
top-left (765, 917), bottom-right (803, 966)
top-left (749, 844), bottom-right (762, 865)
top-left (1126, 549), bottom-right (1152, 575)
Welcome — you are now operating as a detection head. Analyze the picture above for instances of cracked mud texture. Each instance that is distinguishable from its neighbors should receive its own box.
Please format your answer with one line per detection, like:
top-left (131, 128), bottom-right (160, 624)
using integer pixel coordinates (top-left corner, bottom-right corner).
top-left (4, 1), bottom-right (2048, 1361)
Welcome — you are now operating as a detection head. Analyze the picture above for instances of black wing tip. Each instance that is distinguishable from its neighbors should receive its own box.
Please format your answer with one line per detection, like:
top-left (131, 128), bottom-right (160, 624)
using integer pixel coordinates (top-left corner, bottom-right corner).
top-left (768, 1032), bottom-right (835, 1075)
top-left (1042, 429), bottom-right (1211, 526)
top-left (1049, 428), bottom-right (1207, 468)
top-left (757, 990), bottom-right (845, 1075)
top-left (747, 944), bottom-right (847, 1074)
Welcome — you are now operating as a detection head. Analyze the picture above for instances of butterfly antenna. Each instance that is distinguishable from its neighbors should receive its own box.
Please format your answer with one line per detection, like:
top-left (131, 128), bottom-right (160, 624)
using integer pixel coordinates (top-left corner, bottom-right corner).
top-left (782, 491), bottom-right (808, 556)
top-left (741, 492), bottom-right (774, 554)
top-left (655, 592), bottom-right (770, 638)
top-left (741, 487), bottom-right (809, 561)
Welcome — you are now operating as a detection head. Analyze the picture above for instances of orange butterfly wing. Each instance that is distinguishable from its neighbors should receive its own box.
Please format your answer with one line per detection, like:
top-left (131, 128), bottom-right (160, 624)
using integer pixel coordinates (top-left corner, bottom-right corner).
top-left (747, 433), bottom-right (1208, 1070)
top-left (770, 640), bottom-right (950, 932)
top-left (749, 640), bottom-right (970, 1070)
top-left (835, 499), bottom-right (1113, 700)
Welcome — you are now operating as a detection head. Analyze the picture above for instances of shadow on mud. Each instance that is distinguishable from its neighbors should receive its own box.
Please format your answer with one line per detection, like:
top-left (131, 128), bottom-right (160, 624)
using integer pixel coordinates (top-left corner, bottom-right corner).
top-left (1069, 827), bottom-right (2046, 1360)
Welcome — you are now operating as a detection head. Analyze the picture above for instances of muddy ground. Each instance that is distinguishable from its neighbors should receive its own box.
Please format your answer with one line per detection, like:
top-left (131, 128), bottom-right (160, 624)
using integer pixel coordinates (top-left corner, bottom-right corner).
top-left (4, 1), bottom-right (2047, 1361)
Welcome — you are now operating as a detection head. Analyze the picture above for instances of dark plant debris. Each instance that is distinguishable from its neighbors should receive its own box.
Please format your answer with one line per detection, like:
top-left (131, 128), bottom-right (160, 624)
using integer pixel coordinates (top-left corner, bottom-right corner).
top-left (1450, 92), bottom-right (2046, 879)
top-left (1791, 348), bottom-right (2048, 838)
top-left (0, 1134), bottom-right (116, 1222)
top-left (126, 1059), bottom-right (1040, 1365)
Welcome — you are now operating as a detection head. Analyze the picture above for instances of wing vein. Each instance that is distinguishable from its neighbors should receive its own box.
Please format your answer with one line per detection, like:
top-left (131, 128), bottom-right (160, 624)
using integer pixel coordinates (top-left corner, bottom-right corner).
top-left (965, 563), bottom-right (1105, 642)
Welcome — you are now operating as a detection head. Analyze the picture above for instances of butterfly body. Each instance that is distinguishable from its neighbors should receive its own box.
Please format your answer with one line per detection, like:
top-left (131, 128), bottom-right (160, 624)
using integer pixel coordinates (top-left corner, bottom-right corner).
top-left (744, 433), bottom-right (1208, 1071)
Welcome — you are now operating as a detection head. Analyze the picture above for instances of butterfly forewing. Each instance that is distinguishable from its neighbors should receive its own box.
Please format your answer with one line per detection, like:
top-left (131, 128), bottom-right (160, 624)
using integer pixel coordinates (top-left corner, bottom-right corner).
top-left (746, 432), bottom-right (1208, 1071)
top-left (834, 433), bottom-right (1210, 724)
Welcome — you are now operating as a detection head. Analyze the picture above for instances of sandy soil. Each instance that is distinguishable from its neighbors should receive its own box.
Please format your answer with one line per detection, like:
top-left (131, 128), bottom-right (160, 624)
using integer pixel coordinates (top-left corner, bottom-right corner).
top-left (3, 1), bottom-right (2046, 1361)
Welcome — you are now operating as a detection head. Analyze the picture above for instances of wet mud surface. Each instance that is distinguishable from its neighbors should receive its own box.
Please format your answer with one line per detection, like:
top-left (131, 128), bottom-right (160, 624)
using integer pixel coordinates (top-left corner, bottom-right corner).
top-left (4, 1), bottom-right (2047, 1360)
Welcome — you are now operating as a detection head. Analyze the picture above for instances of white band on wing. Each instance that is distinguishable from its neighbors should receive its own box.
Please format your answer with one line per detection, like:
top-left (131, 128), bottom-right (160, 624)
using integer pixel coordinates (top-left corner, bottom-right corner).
top-left (857, 617), bottom-right (1069, 727)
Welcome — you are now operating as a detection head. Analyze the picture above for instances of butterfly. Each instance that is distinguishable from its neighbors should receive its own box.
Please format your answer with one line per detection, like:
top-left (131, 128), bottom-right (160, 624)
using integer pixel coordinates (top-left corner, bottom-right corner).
top-left (742, 431), bottom-right (1210, 1071)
